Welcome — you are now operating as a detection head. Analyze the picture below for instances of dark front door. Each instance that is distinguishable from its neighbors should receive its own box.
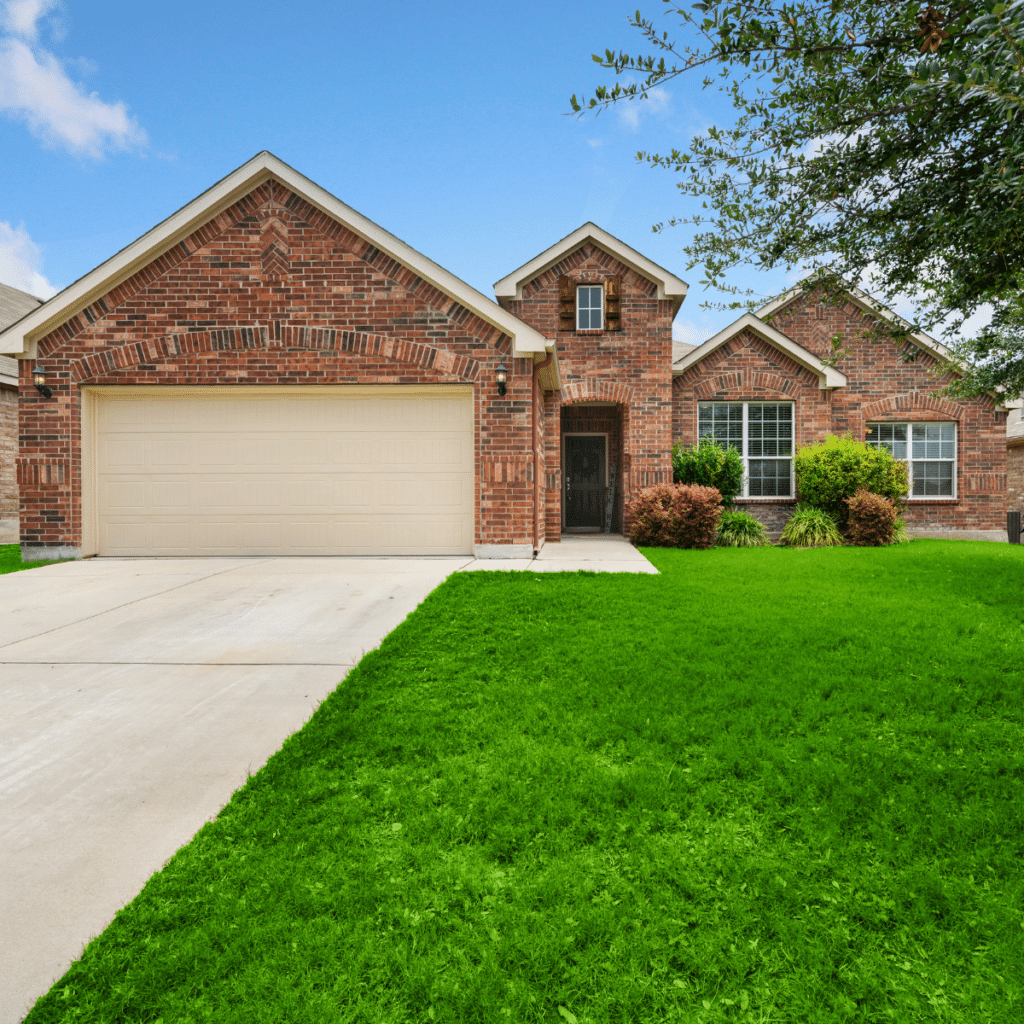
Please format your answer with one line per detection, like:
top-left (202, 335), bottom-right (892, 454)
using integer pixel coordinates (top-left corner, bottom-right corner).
top-left (563, 434), bottom-right (607, 529)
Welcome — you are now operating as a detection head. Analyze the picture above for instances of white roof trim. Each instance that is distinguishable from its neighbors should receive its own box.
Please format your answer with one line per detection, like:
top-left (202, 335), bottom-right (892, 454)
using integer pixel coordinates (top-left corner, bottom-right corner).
top-left (756, 275), bottom-right (1023, 411)
top-left (757, 276), bottom-right (951, 359)
top-left (493, 222), bottom-right (688, 315)
top-left (0, 151), bottom-right (550, 360)
top-left (672, 312), bottom-right (848, 390)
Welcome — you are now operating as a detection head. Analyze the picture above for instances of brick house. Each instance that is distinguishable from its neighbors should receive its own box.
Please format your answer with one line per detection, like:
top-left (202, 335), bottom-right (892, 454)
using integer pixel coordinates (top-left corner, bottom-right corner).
top-left (1, 282), bottom-right (43, 531)
top-left (0, 152), bottom-right (1013, 559)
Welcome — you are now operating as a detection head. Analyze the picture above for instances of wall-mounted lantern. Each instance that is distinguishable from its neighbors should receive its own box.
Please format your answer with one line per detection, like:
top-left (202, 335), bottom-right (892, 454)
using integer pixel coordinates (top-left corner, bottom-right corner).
top-left (32, 367), bottom-right (53, 399)
top-left (495, 363), bottom-right (507, 397)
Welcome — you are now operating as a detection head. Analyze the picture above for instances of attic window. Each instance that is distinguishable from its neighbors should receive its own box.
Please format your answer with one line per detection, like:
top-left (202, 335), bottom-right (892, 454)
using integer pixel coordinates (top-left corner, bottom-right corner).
top-left (577, 285), bottom-right (604, 330)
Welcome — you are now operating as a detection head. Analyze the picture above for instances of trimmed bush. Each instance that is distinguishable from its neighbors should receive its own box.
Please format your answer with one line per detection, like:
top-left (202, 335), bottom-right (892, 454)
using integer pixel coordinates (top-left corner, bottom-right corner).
top-left (672, 436), bottom-right (744, 507)
top-left (629, 483), bottom-right (723, 549)
top-left (794, 434), bottom-right (908, 527)
top-left (717, 510), bottom-right (770, 547)
top-left (846, 488), bottom-right (900, 546)
top-left (892, 517), bottom-right (911, 544)
top-left (780, 505), bottom-right (844, 548)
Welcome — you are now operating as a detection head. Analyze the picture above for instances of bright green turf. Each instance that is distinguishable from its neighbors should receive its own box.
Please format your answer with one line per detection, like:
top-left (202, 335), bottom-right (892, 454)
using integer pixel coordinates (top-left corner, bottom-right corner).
top-left (24, 542), bottom-right (1024, 1023)
top-left (0, 542), bottom-right (72, 575)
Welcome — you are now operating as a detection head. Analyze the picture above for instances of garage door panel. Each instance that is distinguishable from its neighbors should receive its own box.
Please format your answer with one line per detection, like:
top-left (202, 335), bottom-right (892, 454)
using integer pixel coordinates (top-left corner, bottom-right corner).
top-left (92, 387), bottom-right (474, 556)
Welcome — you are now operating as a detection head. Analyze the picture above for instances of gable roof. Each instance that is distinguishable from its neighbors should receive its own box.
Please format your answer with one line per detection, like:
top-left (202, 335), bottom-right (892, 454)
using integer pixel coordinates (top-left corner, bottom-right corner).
top-left (673, 312), bottom-right (848, 390)
top-left (0, 151), bottom-right (550, 362)
top-left (493, 222), bottom-right (688, 315)
top-left (0, 282), bottom-right (42, 387)
top-left (758, 274), bottom-right (1020, 412)
top-left (757, 275), bottom-right (951, 360)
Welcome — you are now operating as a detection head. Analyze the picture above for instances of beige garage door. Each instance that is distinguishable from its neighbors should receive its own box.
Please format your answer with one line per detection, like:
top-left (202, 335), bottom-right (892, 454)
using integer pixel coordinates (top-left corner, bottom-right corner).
top-left (86, 386), bottom-right (474, 556)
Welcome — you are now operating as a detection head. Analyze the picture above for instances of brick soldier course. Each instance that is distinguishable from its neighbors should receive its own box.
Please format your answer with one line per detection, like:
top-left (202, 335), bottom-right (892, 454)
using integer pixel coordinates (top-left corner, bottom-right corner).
top-left (0, 152), bottom-right (1014, 559)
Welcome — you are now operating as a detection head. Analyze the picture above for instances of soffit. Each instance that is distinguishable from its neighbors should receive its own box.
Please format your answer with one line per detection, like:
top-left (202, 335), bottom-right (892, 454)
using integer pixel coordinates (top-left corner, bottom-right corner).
top-left (0, 151), bottom-right (550, 361)
top-left (494, 222), bottom-right (688, 316)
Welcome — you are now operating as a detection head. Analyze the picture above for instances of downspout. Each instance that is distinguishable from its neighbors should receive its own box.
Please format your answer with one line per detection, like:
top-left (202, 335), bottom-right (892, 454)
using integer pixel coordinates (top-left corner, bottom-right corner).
top-left (533, 350), bottom-right (554, 556)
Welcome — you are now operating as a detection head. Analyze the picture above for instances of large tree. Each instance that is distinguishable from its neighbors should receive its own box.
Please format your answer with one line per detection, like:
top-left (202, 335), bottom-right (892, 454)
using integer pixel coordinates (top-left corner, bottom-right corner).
top-left (571, 0), bottom-right (1024, 398)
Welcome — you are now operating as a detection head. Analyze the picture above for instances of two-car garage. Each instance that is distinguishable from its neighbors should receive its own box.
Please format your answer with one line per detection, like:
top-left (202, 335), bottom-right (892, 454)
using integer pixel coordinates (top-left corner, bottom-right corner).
top-left (81, 385), bottom-right (475, 557)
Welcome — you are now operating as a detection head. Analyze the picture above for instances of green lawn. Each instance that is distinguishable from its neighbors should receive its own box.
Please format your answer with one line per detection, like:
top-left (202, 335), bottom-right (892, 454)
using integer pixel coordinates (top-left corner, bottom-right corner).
top-left (25, 542), bottom-right (1024, 1023)
top-left (0, 543), bottom-right (72, 575)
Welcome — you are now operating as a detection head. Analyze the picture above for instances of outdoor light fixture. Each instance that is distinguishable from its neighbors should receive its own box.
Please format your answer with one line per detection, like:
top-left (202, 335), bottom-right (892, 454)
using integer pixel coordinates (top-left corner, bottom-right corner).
top-left (495, 363), bottom-right (507, 396)
top-left (32, 368), bottom-right (53, 399)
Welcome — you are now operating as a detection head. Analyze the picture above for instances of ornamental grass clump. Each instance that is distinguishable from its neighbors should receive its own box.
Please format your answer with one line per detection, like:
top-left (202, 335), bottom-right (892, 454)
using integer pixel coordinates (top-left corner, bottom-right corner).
top-left (629, 483), bottom-right (722, 549)
top-left (794, 434), bottom-right (907, 528)
top-left (716, 509), bottom-right (770, 547)
top-left (846, 488), bottom-right (901, 546)
top-left (780, 505), bottom-right (844, 548)
top-left (672, 436), bottom-right (744, 507)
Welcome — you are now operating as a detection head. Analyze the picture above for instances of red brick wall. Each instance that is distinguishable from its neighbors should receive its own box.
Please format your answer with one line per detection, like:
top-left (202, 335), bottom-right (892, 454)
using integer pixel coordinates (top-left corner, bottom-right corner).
top-left (18, 180), bottom-right (534, 552)
top-left (505, 243), bottom-right (674, 538)
top-left (673, 292), bottom-right (1008, 532)
top-left (1, 386), bottom-right (17, 519)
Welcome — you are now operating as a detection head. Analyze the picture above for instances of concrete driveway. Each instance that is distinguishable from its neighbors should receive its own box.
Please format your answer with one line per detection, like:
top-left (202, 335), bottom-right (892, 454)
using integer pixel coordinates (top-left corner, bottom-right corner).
top-left (0, 555), bottom-right (471, 1024)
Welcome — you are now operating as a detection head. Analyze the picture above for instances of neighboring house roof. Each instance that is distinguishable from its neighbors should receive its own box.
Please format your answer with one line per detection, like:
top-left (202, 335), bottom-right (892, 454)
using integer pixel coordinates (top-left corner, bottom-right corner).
top-left (0, 151), bottom-right (551, 362)
top-left (0, 281), bottom-right (43, 387)
top-left (494, 222), bottom-right (689, 316)
top-left (672, 341), bottom-right (697, 364)
top-left (1007, 406), bottom-right (1024, 445)
top-left (672, 311), bottom-right (848, 390)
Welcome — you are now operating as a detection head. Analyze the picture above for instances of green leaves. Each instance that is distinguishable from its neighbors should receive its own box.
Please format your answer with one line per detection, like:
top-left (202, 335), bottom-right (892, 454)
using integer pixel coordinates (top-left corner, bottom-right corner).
top-left (574, 0), bottom-right (1024, 397)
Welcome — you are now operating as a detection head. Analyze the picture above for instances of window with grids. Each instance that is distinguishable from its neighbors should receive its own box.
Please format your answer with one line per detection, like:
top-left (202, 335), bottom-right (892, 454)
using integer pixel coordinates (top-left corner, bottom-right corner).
top-left (698, 402), bottom-right (794, 497)
top-left (576, 285), bottom-right (604, 330)
top-left (865, 422), bottom-right (956, 497)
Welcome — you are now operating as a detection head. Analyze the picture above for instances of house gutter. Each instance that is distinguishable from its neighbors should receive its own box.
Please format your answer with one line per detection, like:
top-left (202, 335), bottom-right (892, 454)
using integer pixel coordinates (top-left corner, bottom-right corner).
top-left (533, 349), bottom-right (555, 555)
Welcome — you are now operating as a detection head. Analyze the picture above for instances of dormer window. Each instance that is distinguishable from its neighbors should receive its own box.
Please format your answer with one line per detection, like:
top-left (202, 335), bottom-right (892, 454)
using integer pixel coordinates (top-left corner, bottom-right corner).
top-left (577, 285), bottom-right (604, 330)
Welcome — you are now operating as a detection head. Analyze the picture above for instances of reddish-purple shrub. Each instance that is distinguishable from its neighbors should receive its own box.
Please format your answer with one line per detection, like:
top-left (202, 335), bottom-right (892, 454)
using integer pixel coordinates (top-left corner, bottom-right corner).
top-left (629, 483), bottom-right (722, 549)
top-left (845, 488), bottom-right (899, 546)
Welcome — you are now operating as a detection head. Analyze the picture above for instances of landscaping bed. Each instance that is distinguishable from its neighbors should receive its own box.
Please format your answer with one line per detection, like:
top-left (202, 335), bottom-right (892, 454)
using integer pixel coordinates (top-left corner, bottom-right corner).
top-left (25, 542), bottom-right (1024, 1023)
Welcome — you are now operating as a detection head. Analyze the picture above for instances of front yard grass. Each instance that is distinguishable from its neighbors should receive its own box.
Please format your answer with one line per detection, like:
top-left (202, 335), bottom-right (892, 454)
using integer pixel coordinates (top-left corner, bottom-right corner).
top-left (0, 543), bottom-right (71, 575)
top-left (26, 542), bottom-right (1024, 1023)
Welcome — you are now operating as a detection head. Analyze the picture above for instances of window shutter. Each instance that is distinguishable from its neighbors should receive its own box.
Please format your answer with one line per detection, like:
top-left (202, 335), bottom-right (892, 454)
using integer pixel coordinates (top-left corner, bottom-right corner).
top-left (605, 275), bottom-right (621, 331)
top-left (559, 276), bottom-right (575, 332)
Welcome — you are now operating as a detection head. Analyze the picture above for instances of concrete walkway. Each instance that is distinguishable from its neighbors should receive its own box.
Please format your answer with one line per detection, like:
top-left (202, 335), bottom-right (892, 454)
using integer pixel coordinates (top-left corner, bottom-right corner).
top-left (459, 533), bottom-right (658, 573)
top-left (0, 538), bottom-right (654, 1023)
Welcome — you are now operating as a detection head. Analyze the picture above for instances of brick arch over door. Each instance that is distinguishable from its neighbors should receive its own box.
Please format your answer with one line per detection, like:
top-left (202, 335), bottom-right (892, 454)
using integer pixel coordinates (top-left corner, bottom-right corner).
top-left (71, 325), bottom-right (483, 383)
top-left (558, 378), bottom-right (636, 406)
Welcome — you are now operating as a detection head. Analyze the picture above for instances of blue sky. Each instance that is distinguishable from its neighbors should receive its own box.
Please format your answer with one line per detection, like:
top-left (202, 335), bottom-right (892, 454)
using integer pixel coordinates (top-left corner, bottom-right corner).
top-left (0, 0), bottom-right (798, 344)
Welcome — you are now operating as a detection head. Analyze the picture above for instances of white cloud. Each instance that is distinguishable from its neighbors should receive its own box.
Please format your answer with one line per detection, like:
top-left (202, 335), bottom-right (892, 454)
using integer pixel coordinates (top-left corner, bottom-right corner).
top-left (587, 138), bottom-right (604, 149)
top-left (0, 221), bottom-right (58, 298)
top-left (2, 0), bottom-right (59, 40)
top-left (617, 87), bottom-right (672, 132)
top-left (672, 317), bottom-right (715, 345)
top-left (0, 36), bottom-right (146, 156)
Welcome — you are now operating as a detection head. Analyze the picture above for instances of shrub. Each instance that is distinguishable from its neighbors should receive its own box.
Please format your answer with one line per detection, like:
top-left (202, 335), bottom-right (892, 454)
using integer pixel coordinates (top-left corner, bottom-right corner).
top-left (780, 505), bottom-right (844, 548)
top-left (672, 436), bottom-right (744, 507)
top-left (716, 510), bottom-right (770, 547)
top-left (846, 488), bottom-right (900, 546)
top-left (891, 517), bottom-right (911, 544)
top-left (629, 483), bottom-right (723, 549)
top-left (794, 434), bottom-right (908, 527)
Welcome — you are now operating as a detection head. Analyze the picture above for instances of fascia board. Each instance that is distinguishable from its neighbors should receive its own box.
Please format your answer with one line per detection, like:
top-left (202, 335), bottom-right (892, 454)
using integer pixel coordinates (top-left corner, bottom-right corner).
top-left (757, 279), bottom-right (951, 360)
top-left (493, 222), bottom-right (688, 314)
top-left (757, 277), bottom-right (1024, 409)
top-left (672, 313), bottom-right (847, 390)
top-left (0, 151), bottom-right (549, 360)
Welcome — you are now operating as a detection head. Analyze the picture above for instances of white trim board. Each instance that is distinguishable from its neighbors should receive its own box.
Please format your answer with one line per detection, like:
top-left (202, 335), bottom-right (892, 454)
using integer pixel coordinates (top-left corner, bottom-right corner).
top-left (0, 151), bottom-right (551, 361)
top-left (494, 222), bottom-right (689, 315)
top-left (672, 312), bottom-right (847, 390)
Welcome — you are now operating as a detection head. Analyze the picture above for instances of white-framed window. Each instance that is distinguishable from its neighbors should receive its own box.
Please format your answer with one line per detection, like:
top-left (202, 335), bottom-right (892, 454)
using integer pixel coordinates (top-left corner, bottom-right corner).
top-left (698, 402), bottom-right (794, 497)
top-left (865, 421), bottom-right (956, 498)
top-left (576, 285), bottom-right (604, 330)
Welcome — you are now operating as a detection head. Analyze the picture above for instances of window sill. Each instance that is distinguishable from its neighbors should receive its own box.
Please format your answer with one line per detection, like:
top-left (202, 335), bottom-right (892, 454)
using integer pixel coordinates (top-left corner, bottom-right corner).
top-left (906, 497), bottom-right (960, 504)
